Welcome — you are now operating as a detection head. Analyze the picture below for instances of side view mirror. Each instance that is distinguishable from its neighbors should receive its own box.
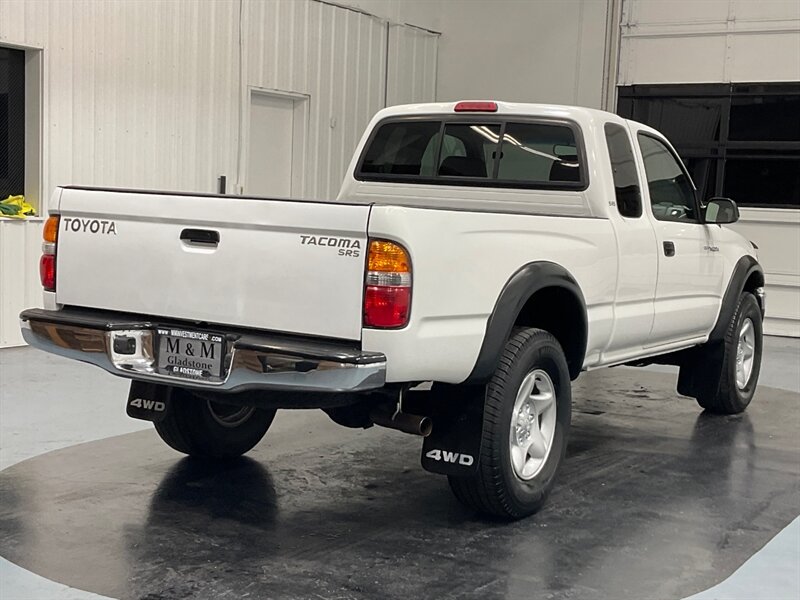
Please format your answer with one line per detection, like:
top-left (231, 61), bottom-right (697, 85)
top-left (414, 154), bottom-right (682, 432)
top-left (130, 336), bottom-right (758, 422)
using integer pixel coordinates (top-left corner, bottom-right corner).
top-left (704, 197), bottom-right (739, 225)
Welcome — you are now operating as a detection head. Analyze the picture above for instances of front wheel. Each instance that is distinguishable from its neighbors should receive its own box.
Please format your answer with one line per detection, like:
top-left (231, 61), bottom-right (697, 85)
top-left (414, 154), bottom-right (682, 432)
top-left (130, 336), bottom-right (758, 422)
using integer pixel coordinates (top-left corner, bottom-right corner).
top-left (154, 388), bottom-right (276, 458)
top-left (694, 292), bottom-right (763, 414)
top-left (448, 328), bottom-right (572, 519)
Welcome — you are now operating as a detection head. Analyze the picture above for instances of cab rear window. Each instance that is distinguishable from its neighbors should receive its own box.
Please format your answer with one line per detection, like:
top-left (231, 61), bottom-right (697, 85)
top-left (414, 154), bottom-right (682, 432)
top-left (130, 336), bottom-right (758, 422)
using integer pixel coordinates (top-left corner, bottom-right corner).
top-left (357, 118), bottom-right (585, 189)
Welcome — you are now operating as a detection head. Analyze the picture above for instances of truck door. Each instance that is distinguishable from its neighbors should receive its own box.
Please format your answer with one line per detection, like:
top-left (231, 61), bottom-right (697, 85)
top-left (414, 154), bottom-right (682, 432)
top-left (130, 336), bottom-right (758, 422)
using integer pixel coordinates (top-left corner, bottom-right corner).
top-left (603, 122), bottom-right (658, 358)
top-left (635, 132), bottom-right (724, 345)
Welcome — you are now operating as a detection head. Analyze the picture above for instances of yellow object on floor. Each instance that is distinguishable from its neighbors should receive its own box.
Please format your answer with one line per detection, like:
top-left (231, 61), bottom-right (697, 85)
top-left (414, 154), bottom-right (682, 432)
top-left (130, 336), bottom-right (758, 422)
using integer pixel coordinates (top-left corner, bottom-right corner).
top-left (0, 195), bottom-right (36, 219)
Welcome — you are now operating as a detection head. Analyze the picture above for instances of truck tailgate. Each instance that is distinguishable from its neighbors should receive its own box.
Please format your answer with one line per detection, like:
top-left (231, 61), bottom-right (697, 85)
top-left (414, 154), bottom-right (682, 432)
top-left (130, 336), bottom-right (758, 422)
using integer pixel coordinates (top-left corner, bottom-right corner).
top-left (55, 188), bottom-right (370, 340)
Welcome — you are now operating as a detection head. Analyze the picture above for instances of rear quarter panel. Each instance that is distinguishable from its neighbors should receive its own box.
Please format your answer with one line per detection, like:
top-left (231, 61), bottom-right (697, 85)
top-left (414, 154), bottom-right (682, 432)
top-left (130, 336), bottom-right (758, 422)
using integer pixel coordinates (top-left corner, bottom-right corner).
top-left (364, 205), bottom-right (617, 383)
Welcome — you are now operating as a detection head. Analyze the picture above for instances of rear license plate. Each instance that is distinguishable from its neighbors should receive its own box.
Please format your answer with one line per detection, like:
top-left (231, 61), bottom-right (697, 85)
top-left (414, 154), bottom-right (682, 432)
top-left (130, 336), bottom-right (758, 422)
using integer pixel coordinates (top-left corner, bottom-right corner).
top-left (156, 328), bottom-right (224, 381)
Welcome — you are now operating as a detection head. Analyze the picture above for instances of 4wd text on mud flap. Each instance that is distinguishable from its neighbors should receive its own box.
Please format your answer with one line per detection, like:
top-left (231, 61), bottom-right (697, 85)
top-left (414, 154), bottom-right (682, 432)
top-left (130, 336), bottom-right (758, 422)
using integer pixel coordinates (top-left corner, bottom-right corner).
top-left (425, 449), bottom-right (474, 466)
top-left (129, 398), bottom-right (165, 412)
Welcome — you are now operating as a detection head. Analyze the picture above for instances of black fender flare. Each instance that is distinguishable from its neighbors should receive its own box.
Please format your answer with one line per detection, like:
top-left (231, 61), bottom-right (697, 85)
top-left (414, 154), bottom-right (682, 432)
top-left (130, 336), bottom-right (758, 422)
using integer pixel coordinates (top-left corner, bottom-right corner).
top-left (465, 261), bottom-right (587, 383)
top-left (708, 255), bottom-right (765, 343)
top-left (677, 255), bottom-right (764, 398)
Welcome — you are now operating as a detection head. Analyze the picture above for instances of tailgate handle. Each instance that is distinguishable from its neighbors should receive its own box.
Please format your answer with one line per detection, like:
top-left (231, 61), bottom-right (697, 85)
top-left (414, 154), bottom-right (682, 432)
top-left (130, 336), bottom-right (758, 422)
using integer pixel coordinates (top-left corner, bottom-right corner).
top-left (180, 229), bottom-right (220, 246)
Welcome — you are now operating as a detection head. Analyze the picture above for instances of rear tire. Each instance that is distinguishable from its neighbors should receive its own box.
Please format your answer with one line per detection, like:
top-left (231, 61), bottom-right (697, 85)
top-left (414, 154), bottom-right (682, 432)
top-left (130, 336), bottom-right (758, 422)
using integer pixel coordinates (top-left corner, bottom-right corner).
top-left (448, 328), bottom-right (571, 519)
top-left (694, 292), bottom-right (763, 414)
top-left (154, 388), bottom-right (276, 458)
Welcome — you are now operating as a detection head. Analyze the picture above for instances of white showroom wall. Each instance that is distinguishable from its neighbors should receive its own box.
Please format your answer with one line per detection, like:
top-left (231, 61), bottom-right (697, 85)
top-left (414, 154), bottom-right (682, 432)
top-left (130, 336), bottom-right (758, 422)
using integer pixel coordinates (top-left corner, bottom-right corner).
top-left (0, 0), bottom-right (616, 348)
top-left (618, 0), bottom-right (800, 337)
top-left (0, 0), bottom-right (439, 346)
top-left (435, 0), bottom-right (611, 108)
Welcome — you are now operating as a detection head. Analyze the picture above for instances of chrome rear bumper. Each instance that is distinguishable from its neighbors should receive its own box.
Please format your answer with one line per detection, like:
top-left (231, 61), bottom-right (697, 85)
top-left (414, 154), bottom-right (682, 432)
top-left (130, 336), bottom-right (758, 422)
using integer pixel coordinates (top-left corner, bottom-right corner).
top-left (20, 308), bottom-right (386, 393)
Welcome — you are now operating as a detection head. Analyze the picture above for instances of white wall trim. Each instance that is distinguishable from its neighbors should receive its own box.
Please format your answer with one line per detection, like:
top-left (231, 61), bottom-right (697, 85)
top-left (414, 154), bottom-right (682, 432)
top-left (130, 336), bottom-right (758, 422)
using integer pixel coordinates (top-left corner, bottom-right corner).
top-left (0, 38), bottom-right (43, 51)
top-left (739, 207), bottom-right (800, 225)
top-left (602, 0), bottom-right (623, 111)
top-left (622, 21), bottom-right (800, 39)
top-left (24, 49), bottom-right (44, 214)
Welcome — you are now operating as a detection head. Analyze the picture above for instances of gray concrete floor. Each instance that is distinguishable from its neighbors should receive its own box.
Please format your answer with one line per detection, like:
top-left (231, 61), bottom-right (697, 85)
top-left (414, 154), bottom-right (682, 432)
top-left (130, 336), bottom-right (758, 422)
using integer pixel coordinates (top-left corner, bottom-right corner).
top-left (0, 336), bottom-right (798, 599)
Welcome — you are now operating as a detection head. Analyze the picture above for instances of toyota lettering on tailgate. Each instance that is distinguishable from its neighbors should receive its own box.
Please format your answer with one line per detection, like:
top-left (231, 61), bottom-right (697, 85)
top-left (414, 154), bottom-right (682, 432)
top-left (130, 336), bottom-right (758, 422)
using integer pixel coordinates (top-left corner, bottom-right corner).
top-left (63, 217), bottom-right (118, 235)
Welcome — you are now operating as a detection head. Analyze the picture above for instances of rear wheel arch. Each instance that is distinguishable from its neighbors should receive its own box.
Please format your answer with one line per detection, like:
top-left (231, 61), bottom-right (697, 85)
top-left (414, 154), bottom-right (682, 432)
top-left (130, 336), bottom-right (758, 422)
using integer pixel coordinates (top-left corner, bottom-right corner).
top-left (466, 262), bottom-right (587, 382)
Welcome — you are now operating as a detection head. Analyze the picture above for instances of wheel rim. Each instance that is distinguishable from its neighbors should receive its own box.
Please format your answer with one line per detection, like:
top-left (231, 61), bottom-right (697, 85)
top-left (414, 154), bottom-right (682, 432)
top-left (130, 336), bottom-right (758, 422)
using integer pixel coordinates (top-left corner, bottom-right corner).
top-left (736, 317), bottom-right (756, 390)
top-left (207, 401), bottom-right (255, 428)
top-left (509, 369), bottom-right (558, 481)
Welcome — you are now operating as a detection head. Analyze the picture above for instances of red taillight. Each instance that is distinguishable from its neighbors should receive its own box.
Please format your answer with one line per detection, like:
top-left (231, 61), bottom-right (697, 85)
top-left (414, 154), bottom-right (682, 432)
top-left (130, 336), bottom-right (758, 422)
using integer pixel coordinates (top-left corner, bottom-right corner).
top-left (454, 101), bottom-right (498, 113)
top-left (364, 286), bottom-right (411, 328)
top-left (40, 215), bottom-right (59, 291)
top-left (364, 239), bottom-right (411, 329)
top-left (40, 254), bottom-right (56, 291)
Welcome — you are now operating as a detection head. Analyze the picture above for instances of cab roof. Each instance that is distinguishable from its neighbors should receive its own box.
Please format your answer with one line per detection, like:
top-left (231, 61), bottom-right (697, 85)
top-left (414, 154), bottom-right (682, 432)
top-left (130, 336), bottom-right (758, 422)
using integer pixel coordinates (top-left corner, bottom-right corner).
top-left (376, 100), bottom-right (616, 122)
top-left (372, 100), bottom-right (650, 135)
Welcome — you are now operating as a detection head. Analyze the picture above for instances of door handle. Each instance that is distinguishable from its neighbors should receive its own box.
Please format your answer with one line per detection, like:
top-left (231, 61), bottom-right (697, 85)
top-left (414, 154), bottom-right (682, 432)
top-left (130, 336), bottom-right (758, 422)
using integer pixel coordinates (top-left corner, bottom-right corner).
top-left (180, 228), bottom-right (220, 247)
top-left (663, 241), bottom-right (675, 257)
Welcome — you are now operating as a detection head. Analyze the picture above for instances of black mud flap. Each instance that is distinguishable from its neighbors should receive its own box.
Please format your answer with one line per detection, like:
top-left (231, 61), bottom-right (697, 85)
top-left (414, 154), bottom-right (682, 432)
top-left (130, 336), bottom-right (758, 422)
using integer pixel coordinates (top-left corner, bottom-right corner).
top-left (419, 384), bottom-right (485, 477)
top-left (126, 381), bottom-right (172, 423)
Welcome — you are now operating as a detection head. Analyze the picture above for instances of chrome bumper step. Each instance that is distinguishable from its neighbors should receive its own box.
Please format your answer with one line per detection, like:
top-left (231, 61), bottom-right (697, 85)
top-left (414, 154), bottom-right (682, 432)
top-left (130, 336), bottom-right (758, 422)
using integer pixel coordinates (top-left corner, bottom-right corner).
top-left (20, 308), bottom-right (386, 393)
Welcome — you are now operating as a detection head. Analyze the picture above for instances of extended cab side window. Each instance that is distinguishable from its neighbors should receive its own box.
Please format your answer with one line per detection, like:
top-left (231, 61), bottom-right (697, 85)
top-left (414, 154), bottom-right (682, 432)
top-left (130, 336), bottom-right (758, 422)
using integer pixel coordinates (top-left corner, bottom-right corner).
top-left (604, 123), bottom-right (642, 218)
top-left (637, 133), bottom-right (698, 222)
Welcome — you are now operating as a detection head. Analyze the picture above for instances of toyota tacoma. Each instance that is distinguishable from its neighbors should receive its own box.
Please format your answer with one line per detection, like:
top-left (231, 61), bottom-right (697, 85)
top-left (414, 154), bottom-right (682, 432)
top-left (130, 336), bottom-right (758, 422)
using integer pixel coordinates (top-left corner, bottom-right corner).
top-left (21, 101), bottom-right (765, 519)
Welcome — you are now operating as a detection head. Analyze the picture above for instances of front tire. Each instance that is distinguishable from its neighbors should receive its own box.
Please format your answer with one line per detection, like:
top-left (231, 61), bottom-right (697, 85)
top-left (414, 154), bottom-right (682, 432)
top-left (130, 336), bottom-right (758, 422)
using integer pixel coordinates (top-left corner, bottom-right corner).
top-left (695, 292), bottom-right (763, 414)
top-left (448, 328), bottom-right (572, 519)
top-left (154, 388), bottom-right (276, 458)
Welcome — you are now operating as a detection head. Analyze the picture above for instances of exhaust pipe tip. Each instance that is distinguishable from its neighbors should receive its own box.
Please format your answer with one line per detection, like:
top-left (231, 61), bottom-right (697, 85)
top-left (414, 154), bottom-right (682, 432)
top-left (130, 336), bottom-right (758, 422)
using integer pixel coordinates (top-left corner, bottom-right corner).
top-left (370, 406), bottom-right (432, 437)
top-left (417, 416), bottom-right (433, 437)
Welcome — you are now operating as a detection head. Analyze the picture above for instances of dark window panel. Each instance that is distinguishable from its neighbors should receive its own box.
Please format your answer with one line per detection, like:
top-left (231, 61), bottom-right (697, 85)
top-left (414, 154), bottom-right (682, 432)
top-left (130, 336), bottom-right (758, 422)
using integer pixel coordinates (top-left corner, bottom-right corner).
top-left (732, 83), bottom-right (800, 96)
top-left (723, 159), bottom-right (800, 208)
top-left (618, 82), bottom-right (800, 210)
top-left (630, 97), bottom-right (723, 145)
top-left (0, 46), bottom-right (26, 198)
top-left (729, 95), bottom-right (800, 142)
top-left (726, 147), bottom-right (800, 158)
top-left (618, 83), bottom-right (730, 98)
top-left (617, 97), bottom-right (634, 118)
top-left (683, 157), bottom-right (720, 201)
top-left (673, 146), bottom-right (725, 157)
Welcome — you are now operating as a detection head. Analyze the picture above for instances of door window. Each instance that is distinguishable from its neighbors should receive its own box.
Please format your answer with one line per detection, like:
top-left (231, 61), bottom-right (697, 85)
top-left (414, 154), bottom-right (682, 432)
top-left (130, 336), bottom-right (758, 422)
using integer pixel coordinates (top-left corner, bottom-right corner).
top-left (637, 134), bottom-right (698, 222)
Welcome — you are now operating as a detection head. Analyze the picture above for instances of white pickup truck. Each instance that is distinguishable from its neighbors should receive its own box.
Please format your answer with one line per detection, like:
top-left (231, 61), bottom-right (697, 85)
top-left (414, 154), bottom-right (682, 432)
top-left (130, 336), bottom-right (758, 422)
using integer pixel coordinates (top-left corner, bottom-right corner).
top-left (21, 101), bottom-right (765, 519)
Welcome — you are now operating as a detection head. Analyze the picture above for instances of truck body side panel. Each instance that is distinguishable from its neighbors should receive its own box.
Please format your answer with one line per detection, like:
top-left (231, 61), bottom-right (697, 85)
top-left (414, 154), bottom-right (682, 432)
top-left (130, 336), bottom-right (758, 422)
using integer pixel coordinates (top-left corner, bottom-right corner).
top-left (363, 204), bottom-right (618, 383)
